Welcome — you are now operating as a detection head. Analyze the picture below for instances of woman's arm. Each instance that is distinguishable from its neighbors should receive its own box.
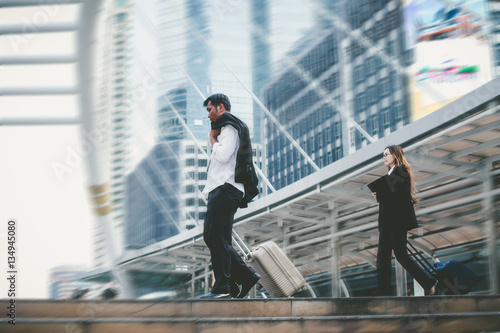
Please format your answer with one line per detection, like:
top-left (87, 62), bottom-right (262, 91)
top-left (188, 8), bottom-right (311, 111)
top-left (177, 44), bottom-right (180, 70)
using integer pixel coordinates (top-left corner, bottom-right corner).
top-left (391, 166), bottom-right (413, 204)
top-left (377, 166), bottom-right (412, 204)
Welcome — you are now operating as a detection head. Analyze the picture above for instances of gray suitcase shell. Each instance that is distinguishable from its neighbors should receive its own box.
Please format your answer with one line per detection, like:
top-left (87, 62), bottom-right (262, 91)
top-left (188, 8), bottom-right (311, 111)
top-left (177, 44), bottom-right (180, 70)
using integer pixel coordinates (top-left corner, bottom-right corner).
top-left (246, 241), bottom-right (306, 298)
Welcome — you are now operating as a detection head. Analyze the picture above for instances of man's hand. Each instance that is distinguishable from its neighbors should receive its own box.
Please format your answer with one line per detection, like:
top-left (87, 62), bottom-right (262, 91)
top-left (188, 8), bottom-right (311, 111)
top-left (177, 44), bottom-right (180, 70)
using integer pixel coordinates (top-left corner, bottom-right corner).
top-left (209, 128), bottom-right (221, 147)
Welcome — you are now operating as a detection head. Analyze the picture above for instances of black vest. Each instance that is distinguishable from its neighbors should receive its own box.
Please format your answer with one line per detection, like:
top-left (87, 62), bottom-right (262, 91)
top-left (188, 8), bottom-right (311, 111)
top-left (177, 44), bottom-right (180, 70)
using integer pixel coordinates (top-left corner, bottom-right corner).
top-left (211, 113), bottom-right (259, 208)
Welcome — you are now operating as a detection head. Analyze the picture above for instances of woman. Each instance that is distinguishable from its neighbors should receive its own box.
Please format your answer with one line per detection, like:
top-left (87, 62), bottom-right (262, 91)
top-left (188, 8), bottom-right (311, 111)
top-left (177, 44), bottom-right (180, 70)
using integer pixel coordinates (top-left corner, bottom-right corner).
top-left (373, 145), bottom-right (437, 296)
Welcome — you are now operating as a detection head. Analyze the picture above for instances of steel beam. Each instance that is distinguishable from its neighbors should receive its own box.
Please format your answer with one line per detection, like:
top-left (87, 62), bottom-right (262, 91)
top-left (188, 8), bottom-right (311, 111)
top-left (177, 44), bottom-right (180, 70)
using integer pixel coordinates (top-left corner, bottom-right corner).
top-left (0, 0), bottom-right (82, 7)
top-left (0, 54), bottom-right (77, 65)
top-left (0, 116), bottom-right (80, 126)
top-left (484, 166), bottom-right (499, 294)
top-left (0, 22), bottom-right (78, 35)
top-left (0, 86), bottom-right (77, 95)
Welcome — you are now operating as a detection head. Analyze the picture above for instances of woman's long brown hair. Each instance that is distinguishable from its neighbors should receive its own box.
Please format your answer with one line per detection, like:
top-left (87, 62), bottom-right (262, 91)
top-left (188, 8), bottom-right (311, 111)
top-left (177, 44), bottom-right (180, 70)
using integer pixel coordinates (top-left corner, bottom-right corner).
top-left (386, 145), bottom-right (419, 204)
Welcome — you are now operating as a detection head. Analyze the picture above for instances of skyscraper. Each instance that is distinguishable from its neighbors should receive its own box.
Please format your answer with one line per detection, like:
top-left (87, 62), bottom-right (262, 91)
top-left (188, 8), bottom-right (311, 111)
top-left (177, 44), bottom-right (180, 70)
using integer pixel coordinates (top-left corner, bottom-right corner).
top-left (93, 0), bottom-right (134, 267)
top-left (263, 0), bottom-right (411, 190)
top-left (250, 0), bottom-right (271, 145)
top-left (344, 0), bottom-right (410, 148)
top-left (124, 143), bottom-right (182, 248)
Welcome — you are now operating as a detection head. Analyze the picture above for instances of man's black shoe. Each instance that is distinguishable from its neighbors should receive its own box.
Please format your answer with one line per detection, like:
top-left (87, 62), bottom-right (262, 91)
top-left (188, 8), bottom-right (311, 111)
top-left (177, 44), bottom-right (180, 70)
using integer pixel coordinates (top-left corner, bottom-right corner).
top-left (230, 281), bottom-right (240, 298)
top-left (237, 273), bottom-right (260, 298)
top-left (199, 292), bottom-right (231, 299)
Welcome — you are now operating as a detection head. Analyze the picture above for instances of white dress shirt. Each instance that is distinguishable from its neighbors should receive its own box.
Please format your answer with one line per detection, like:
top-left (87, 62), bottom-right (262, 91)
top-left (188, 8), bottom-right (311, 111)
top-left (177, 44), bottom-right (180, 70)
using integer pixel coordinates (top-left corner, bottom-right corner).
top-left (388, 165), bottom-right (396, 175)
top-left (202, 125), bottom-right (245, 198)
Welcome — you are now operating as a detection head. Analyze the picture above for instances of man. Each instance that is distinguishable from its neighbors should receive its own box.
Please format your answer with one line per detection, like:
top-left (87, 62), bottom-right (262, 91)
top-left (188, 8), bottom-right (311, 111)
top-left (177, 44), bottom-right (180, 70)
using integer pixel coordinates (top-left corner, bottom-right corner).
top-left (199, 93), bottom-right (260, 299)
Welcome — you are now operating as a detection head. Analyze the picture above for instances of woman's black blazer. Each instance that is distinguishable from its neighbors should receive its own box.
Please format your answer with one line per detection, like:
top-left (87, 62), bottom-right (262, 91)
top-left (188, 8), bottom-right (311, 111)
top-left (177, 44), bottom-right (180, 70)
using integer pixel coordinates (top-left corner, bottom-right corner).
top-left (377, 165), bottom-right (418, 231)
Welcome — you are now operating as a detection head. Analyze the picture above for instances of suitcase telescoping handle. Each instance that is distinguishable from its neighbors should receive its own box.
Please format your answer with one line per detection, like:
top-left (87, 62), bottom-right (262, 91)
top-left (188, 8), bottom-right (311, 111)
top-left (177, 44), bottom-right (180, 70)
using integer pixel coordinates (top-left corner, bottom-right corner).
top-left (407, 241), bottom-right (437, 277)
top-left (232, 230), bottom-right (252, 261)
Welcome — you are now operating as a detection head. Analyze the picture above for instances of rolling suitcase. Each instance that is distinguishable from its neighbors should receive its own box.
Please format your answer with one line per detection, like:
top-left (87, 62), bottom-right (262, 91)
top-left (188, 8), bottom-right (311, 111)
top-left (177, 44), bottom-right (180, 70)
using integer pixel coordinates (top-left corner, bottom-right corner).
top-left (232, 232), bottom-right (306, 298)
top-left (407, 241), bottom-right (479, 295)
top-left (433, 260), bottom-right (480, 295)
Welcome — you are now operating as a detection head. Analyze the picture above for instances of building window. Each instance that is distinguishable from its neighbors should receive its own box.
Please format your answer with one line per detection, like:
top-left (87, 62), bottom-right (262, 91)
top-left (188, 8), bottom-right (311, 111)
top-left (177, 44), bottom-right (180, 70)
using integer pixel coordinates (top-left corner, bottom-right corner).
top-left (186, 198), bottom-right (195, 206)
top-left (386, 40), bottom-right (396, 57)
top-left (382, 108), bottom-right (390, 129)
top-left (186, 184), bottom-right (195, 193)
top-left (317, 133), bottom-right (323, 150)
top-left (198, 159), bottom-right (208, 167)
top-left (186, 145), bottom-right (195, 154)
top-left (366, 57), bottom-right (376, 76)
top-left (371, 116), bottom-right (379, 136)
top-left (334, 147), bottom-right (342, 160)
top-left (360, 120), bottom-right (367, 142)
top-left (115, 13), bottom-right (127, 24)
top-left (333, 122), bottom-right (341, 140)
top-left (495, 43), bottom-right (500, 67)
top-left (380, 77), bottom-right (390, 96)
top-left (198, 172), bottom-right (207, 180)
top-left (354, 65), bottom-right (363, 84)
top-left (317, 156), bottom-right (323, 168)
top-left (358, 91), bottom-right (366, 110)
top-left (369, 85), bottom-right (377, 105)
top-left (325, 127), bottom-right (332, 144)
top-left (293, 124), bottom-right (299, 138)
top-left (309, 137), bottom-right (315, 154)
top-left (394, 103), bottom-right (404, 121)
top-left (389, 71), bottom-right (398, 92)
top-left (186, 158), bottom-right (195, 167)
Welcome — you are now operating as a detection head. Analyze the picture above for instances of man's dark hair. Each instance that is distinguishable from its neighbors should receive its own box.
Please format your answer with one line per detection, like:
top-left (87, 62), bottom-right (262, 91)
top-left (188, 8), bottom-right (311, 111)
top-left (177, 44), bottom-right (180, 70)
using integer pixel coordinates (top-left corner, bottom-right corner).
top-left (203, 93), bottom-right (231, 112)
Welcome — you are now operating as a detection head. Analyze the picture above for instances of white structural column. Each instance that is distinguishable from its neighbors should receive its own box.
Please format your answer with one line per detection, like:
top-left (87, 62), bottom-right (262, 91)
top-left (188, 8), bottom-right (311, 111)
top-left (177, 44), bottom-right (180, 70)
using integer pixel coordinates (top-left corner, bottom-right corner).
top-left (204, 265), bottom-right (210, 294)
top-left (395, 261), bottom-right (407, 297)
top-left (329, 206), bottom-right (341, 298)
top-left (76, 0), bottom-right (134, 298)
top-left (485, 166), bottom-right (499, 294)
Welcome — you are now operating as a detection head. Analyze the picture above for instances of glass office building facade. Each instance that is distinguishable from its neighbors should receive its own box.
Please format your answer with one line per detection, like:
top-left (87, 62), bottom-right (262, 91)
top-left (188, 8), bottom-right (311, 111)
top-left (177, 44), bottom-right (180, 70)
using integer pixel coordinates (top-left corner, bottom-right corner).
top-left (263, 0), bottom-right (410, 190)
top-left (124, 143), bottom-right (181, 248)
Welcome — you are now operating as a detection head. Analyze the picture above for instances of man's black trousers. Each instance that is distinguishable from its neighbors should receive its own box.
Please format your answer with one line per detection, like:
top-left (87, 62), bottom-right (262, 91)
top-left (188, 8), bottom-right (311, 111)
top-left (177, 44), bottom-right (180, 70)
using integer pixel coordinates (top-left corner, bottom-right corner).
top-left (204, 183), bottom-right (256, 294)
